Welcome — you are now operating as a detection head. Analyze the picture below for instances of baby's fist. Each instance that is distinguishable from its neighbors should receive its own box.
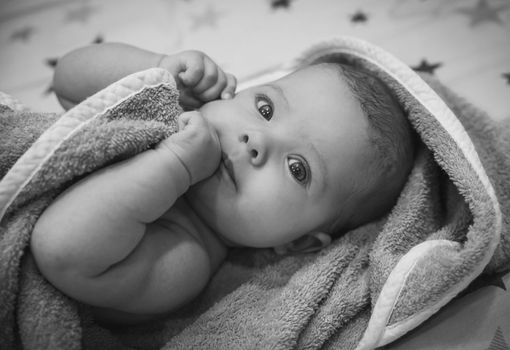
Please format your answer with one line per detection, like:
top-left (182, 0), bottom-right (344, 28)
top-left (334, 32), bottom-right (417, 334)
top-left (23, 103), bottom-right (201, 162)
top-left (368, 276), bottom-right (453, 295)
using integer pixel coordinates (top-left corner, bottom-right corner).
top-left (158, 51), bottom-right (236, 110)
top-left (159, 111), bottom-right (221, 185)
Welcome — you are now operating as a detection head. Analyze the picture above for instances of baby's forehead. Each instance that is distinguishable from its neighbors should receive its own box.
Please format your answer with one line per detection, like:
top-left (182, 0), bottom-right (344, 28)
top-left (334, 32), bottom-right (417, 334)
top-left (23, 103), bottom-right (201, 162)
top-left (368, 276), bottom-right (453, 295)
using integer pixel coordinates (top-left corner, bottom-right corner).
top-left (279, 67), bottom-right (371, 163)
top-left (281, 63), bottom-right (332, 81)
top-left (275, 65), bottom-right (359, 113)
top-left (292, 63), bottom-right (349, 83)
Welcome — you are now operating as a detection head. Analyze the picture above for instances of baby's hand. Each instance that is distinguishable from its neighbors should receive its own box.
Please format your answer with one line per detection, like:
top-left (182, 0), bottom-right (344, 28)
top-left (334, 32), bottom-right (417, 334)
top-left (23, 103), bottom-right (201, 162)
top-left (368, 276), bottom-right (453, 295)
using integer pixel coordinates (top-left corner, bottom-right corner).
top-left (158, 111), bottom-right (221, 186)
top-left (159, 51), bottom-right (236, 110)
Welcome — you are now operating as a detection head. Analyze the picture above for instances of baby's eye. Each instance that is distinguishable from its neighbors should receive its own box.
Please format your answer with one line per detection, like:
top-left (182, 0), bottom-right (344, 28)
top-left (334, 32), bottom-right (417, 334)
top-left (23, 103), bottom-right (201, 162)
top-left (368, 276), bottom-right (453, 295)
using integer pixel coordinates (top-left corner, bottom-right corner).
top-left (255, 96), bottom-right (273, 121)
top-left (288, 157), bottom-right (310, 185)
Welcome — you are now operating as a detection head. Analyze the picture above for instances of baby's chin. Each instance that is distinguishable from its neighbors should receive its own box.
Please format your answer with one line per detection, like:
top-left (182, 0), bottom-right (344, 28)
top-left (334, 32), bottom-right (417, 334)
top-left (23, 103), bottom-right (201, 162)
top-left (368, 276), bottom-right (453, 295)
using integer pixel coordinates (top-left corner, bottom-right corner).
top-left (184, 181), bottom-right (220, 221)
top-left (183, 182), bottom-right (207, 212)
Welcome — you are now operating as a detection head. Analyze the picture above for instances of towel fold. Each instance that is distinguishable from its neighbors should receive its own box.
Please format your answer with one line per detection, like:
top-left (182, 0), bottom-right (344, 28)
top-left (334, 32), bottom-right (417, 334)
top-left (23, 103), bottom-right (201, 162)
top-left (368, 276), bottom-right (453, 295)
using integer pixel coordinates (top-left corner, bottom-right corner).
top-left (0, 36), bottom-right (508, 350)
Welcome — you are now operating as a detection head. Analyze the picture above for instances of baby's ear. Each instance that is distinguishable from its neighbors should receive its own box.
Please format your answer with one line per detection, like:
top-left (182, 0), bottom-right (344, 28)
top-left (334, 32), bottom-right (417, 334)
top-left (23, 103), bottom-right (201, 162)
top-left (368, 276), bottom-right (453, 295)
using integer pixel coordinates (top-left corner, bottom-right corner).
top-left (273, 232), bottom-right (331, 255)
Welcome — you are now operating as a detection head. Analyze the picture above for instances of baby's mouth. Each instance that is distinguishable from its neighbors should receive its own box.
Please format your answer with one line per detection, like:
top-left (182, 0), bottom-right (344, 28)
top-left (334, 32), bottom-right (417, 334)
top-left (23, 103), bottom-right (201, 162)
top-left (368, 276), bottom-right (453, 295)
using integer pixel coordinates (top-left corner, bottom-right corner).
top-left (221, 152), bottom-right (237, 188)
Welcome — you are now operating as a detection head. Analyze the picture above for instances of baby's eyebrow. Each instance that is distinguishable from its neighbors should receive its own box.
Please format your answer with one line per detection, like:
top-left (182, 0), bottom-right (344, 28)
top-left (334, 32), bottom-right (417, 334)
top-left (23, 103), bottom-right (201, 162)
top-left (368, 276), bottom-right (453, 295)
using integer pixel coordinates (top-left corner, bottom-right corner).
top-left (261, 83), bottom-right (289, 111)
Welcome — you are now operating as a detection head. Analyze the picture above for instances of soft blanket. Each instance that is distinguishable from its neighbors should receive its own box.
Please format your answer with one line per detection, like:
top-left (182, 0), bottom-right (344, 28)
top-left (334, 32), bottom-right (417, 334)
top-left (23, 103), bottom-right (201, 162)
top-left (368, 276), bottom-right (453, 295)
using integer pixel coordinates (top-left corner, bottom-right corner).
top-left (1, 36), bottom-right (509, 350)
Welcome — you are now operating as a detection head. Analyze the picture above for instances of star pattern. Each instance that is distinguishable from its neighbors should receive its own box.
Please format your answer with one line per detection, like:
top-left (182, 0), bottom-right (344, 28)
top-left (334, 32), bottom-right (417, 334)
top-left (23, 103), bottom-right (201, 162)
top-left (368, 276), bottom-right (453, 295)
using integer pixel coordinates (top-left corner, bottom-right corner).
top-left (411, 59), bottom-right (443, 74)
top-left (351, 10), bottom-right (368, 23)
top-left (93, 35), bottom-right (104, 44)
top-left (1, 3), bottom-right (509, 123)
top-left (271, 0), bottom-right (292, 10)
top-left (10, 26), bottom-right (34, 42)
top-left (41, 35), bottom-right (103, 97)
top-left (486, 327), bottom-right (510, 350)
top-left (43, 57), bottom-right (59, 96)
top-left (457, 0), bottom-right (510, 27)
top-left (458, 268), bottom-right (510, 299)
top-left (190, 5), bottom-right (223, 31)
top-left (45, 58), bottom-right (58, 68)
top-left (503, 73), bottom-right (510, 85)
top-left (487, 268), bottom-right (510, 290)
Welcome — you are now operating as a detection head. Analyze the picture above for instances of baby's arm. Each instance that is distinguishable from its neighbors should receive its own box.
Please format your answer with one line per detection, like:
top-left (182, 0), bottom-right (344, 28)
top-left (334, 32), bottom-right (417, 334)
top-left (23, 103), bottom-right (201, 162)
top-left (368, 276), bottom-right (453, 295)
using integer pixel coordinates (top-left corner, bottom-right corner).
top-left (53, 42), bottom-right (236, 110)
top-left (31, 111), bottom-right (221, 314)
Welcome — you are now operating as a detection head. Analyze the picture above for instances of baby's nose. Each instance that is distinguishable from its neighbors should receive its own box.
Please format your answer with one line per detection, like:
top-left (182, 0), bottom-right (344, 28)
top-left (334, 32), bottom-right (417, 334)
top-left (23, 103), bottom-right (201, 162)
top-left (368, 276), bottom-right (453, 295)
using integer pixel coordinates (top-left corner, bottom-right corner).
top-left (239, 132), bottom-right (268, 166)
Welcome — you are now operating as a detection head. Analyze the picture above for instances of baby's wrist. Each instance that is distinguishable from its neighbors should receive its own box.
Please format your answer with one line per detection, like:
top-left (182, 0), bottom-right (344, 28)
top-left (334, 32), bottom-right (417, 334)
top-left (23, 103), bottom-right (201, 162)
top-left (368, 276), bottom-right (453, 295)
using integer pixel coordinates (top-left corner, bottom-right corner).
top-left (156, 54), bottom-right (180, 79)
top-left (155, 140), bottom-right (192, 190)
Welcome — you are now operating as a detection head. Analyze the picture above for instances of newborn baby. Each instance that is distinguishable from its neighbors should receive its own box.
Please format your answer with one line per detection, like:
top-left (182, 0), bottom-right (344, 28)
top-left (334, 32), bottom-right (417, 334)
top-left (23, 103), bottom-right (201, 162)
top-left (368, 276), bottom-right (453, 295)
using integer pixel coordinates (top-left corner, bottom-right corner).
top-left (31, 43), bottom-right (415, 324)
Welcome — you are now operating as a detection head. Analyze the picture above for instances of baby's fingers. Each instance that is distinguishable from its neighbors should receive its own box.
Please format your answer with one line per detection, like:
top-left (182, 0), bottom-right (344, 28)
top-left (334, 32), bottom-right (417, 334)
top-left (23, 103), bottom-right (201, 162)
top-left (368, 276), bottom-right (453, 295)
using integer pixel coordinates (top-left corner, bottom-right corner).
top-left (221, 73), bottom-right (237, 100)
top-left (192, 57), bottom-right (220, 94)
top-left (195, 67), bottom-right (228, 102)
top-left (179, 93), bottom-right (203, 111)
top-left (177, 53), bottom-right (205, 88)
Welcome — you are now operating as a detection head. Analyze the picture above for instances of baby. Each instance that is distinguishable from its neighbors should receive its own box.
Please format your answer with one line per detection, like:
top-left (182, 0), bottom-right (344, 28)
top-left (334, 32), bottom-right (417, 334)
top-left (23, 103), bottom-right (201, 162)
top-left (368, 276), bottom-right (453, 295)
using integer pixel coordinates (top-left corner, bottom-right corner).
top-left (30, 43), bottom-right (415, 324)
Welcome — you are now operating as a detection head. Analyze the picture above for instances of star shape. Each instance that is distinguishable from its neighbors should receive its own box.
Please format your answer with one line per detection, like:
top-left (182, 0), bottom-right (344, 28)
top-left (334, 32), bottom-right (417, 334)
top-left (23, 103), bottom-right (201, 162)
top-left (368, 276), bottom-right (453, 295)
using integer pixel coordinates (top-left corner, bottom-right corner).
top-left (459, 268), bottom-right (510, 298)
top-left (190, 5), bottom-right (223, 31)
top-left (351, 10), bottom-right (368, 23)
top-left (10, 26), bottom-right (34, 42)
top-left (271, 0), bottom-right (292, 10)
top-left (486, 268), bottom-right (510, 290)
top-left (45, 58), bottom-right (59, 68)
top-left (93, 34), bottom-right (104, 44)
top-left (411, 59), bottom-right (442, 74)
top-left (65, 3), bottom-right (96, 23)
top-left (43, 57), bottom-right (59, 96)
top-left (502, 73), bottom-right (510, 85)
top-left (457, 0), bottom-right (510, 27)
top-left (486, 327), bottom-right (509, 350)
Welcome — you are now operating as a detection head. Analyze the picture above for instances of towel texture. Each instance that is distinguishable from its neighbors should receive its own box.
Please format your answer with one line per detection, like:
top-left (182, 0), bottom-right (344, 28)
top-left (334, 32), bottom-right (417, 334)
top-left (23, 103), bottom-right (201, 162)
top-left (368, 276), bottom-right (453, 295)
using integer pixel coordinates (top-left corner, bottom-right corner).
top-left (0, 37), bottom-right (509, 350)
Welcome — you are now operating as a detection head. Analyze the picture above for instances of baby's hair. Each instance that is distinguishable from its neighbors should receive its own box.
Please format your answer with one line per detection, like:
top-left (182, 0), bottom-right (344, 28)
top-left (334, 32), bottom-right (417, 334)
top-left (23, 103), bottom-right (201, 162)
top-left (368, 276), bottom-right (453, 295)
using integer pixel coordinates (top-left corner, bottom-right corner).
top-left (318, 62), bottom-right (416, 235)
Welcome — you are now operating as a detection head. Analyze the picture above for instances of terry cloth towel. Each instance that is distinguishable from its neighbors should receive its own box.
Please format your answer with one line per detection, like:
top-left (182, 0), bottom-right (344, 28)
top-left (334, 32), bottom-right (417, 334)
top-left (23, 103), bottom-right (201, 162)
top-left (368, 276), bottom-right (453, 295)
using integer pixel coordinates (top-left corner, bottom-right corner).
top-left (0, 36), bottom-right (509, 350)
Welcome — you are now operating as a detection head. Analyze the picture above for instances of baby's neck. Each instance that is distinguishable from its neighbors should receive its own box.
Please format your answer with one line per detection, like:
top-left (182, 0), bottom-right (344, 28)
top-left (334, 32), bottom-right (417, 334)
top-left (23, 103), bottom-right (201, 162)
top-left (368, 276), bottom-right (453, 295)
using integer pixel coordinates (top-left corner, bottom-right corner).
top-left (173, 197), bottom-right (229, 269)
top-left (180, 193), bottom-right (240, 247)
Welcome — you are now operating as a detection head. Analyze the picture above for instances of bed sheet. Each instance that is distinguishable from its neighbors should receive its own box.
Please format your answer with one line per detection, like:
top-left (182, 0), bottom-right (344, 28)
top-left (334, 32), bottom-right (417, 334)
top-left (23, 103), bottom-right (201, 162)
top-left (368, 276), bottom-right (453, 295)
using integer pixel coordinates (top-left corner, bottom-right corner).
top-left (0, 0), bottom-right (509, 122)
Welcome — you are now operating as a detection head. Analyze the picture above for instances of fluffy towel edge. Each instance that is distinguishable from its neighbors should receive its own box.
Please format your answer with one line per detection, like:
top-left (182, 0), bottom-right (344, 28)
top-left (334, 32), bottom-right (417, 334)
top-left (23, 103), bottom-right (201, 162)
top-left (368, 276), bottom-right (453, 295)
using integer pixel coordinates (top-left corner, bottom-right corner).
top-left (0, 91), bottom-right (29, 112)
top-left (0, 68), bottom-right (175, 222)
top-left (285, 36), bottom-right (502, 349)
top-left (356, 240), bottom-right (462, 349)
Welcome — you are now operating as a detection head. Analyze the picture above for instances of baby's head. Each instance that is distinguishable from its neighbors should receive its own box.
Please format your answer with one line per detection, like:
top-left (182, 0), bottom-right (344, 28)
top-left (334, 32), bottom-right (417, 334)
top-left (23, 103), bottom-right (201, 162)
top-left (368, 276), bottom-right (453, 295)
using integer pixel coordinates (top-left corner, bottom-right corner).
top-left (185, 62), bottom-right (415, 252)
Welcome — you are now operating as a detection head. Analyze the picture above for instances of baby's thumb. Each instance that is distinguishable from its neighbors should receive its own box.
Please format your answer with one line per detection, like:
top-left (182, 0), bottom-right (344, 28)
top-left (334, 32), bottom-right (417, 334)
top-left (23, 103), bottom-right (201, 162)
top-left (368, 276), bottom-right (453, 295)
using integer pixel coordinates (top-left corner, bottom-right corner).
top-left (176, 112), bottom-right (192, 131)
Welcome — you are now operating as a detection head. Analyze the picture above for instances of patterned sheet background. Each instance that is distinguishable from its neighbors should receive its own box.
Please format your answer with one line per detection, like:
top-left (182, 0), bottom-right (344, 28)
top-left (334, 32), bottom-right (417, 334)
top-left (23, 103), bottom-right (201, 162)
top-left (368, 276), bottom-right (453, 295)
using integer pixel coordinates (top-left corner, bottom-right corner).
top-left (0, 0), bottom-right (509, 121)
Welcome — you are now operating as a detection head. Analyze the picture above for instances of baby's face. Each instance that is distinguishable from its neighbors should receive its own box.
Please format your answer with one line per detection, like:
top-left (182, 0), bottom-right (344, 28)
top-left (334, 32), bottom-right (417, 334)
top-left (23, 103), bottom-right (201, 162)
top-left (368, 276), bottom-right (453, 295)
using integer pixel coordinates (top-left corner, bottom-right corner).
top-left (185, 65), bottom-right (371, 248)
